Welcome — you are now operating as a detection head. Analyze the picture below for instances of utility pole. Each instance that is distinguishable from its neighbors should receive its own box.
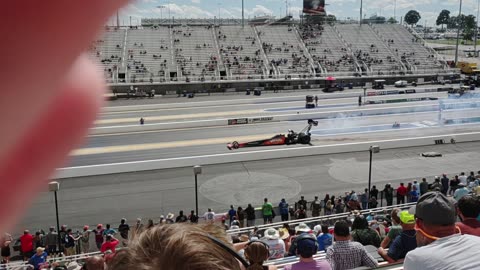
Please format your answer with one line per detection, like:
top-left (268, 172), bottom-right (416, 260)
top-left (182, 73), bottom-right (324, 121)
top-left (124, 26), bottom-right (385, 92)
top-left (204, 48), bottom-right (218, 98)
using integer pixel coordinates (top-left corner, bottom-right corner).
top-left (475, 0), bottom-right (479, 56)
top-left (454, 0), bottom-right (463, 65)
top-left (242, 0), bottom-right (245, 27)
top-left (394, 0), bottom-right (397, 23)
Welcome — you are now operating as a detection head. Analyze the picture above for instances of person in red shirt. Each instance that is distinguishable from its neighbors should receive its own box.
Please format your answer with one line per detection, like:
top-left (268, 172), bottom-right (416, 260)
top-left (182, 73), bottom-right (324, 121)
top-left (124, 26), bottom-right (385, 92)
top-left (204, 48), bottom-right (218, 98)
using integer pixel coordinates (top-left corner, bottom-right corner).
top-left (20, 230), bottom-right (34, 261)
top-left (101, 235), bottom-right (119, 254)
top-left (396, 183), bottom-right (407, 205)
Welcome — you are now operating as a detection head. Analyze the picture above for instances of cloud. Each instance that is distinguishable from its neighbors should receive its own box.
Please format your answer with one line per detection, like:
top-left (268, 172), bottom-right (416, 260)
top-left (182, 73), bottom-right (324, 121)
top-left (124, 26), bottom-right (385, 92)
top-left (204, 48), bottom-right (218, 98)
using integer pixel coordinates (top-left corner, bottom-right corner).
top-left (191, 0), bottom-right (201, 3)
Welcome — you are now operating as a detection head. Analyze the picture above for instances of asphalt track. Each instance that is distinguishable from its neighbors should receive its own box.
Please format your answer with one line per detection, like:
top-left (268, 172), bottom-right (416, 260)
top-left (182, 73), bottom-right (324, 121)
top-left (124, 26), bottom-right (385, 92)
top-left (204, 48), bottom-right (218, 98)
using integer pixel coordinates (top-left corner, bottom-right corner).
top-left (18, 141), bottom-right (480, 231)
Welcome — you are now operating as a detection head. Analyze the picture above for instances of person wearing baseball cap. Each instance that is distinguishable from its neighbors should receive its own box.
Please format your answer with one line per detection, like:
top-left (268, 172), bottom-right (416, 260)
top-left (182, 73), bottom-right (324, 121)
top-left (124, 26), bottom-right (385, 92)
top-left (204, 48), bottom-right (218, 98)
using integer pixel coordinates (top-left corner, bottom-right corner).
top-left (377, 210), bottom-right (417, 263)
top-left (403, 192), bottom-right (480, 270)
top-left (284, 233), bottom-right (332, 270)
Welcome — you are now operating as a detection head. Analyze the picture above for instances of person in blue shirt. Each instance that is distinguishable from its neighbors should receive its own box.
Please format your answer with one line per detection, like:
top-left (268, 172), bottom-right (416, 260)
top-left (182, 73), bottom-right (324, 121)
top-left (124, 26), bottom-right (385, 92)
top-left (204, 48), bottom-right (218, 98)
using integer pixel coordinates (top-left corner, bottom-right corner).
top-left (227, 205), bottom-right (237, 226)
top-left (316, 224), bottom-right (333, 252)
top-left (29, 247), bottom-right (48, 270)
top-left (377, 210), bottom-right (417, 263)
top-left (279, 198), bottom-right (289, 221)
top-left (102, 224), bottom-right (117, 237)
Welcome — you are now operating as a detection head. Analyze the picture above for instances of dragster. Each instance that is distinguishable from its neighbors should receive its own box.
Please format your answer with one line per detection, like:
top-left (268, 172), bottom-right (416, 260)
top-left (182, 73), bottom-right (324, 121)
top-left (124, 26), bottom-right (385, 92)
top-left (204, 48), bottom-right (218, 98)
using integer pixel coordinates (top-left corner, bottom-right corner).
top-left (227, 119), bottom-right (318, 150)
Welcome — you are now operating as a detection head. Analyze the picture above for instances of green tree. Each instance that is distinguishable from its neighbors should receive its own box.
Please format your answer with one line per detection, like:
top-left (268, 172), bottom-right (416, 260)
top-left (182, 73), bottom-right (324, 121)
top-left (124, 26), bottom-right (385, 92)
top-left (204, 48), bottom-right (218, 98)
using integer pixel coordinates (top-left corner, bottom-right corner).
top-left (405, 10), bottom-right (421, 26)
top-left (464, 15), bottom-right (476, 40)
top-left (326, 14), bottom-right (336, 23)
top-left (436, 9), bottom-right (450, 30)
top-left (387, 17), bottom-right (398, 24)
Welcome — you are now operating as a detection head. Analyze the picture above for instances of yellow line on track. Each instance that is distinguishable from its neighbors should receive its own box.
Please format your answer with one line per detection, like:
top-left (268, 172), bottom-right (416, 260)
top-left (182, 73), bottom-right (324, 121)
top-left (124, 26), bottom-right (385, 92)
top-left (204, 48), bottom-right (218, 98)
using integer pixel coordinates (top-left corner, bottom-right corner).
top-left (72, 133), bottom-right (276, 156)
top-left (95, 109), bottom-right (262, 125)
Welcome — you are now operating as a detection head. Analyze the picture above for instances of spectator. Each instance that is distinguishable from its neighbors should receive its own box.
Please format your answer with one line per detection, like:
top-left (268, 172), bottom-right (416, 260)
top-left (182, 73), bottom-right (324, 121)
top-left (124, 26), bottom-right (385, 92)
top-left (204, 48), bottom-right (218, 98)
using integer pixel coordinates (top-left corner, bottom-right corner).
top-left (459, 172), bottom-right (468, 186)
top-left (454, 183), bottom-right (469, 201)
top-left (107, 223), bottom-right (243, 270)
top-left (245, 204), bottom-right (256, 227)
top-left (335, 198), bottom-right (344, 213)
top-left (133, 218), bottom-right (144, 235)
top-left (285, 233), bottom-right (332, 270)
top-left (310, 196), bottom-right (322, 217)
top-left (451, 175), bottom-right (461, 194)
top-left (404, 192), bottom-right (480, 269)
top-left (396, 183), bottom-right (407, 204)
top-left (360, 188), bottom-right (368, 210)
top-left (58, 225), bottom-right (67, 254)
top-left (326, 220), bottom-right (378, 270)
top-left (297, 196), bottom-right (307, 210)
top-left (149, 218), bottom-right (157, 228)
top-left (236, 207), bottom-right (245, 227)
top-left (316, 225), bottom-right (333, 252)
top-left (176, 210), bottom-right (188, 223)
top-left (288, 223), bottom-right (312, 256)
top-left (456, 195), bottom-right (480, 236)
top-left (28, 247), bottom-right (48, 270)
top-left (430, 176), bottom-right (442, 192)
top-left (227, 205), bottom-right (237, 226)
top-left (377, 210), bottom-right (417, 263)
top-left (1, 233), bottom-right (12, 263)
top-left (20, 230), bottom-right (34, 261)
top-left (440, 174), bottom-right (449, 195)
top-left (244, 241), bottom-right (278, 270)
top-left (44, 227), bottom-right (57, 256)
top-left (261, 227), bottom-right (286, 259)
top-left (101, 234), bottom-right (119, 254)
top-left (84, 256), bottom-right (105, 270)
top-left (383, 184), bottom-right (394, 206)
top-left (93, 224), bottom-right (105, 251)
top-left (409, 185), bottom-right (419, 202)
top-left (80, 225), bottom-right (91, 254)
top-left (295, 205), bottom-right (307, 219)
top-left (351, 216), bottom-right (381, 248)
top-left (380, 208), bottom-right (402, 248)
top-left (103, 224), bottom-right (116, 236)
top-left (370, 186), bottom-right (379, 201)
top-left (118, 218), bottom-right (130, 245)
top-left (279, 199), bottom-right (289, 221)
top-left (33, 231), bottom-right (44, 249)
top-left (419, 178), bottom-right (429, 195)
top-left (203, 208), bottom-right (216, 224)
top-left (189, 210), bottom-right (199, 224)
top-left (262, 198), bottom-right (274, 224)
top-left (64, 228), bottom-right (80, 256)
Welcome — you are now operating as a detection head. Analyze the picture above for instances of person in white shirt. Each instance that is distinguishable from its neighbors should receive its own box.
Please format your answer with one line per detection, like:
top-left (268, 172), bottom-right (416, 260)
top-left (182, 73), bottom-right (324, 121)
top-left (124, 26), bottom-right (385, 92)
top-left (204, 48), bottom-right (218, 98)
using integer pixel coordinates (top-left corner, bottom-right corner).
top-left (261, 227), bottom-right (286, 259)
top-left (404, 192), bottom-right (480, 270)
top-left (203, 208), bottom-right (215, 223)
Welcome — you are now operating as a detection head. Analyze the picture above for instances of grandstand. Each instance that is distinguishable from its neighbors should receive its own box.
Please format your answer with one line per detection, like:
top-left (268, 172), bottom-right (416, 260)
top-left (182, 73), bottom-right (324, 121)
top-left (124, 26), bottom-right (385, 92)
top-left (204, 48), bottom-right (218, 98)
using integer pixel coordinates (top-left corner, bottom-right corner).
top-left (90, 21), bottom-right (455, 86)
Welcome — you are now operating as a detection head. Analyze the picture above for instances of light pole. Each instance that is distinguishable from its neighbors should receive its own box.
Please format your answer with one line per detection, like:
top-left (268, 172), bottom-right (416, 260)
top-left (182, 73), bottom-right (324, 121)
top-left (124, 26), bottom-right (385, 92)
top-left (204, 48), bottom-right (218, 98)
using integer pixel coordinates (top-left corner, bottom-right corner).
top-left (48, 181), bottom-right (61, 252)
top-left (454, 0), bottom-right (463, 65)
top-left (360, 0), bottom-right (363, 25)
top-left (193, 165), bottom-right (202, 216)
top-left (157, 5), bottom-right (166, 21)
top-left (242, 0), bottom-right (244, 27)
top-left (367, 146), bottom-right (380, 209)
top-left (393, 0), bottom-right (397, 23)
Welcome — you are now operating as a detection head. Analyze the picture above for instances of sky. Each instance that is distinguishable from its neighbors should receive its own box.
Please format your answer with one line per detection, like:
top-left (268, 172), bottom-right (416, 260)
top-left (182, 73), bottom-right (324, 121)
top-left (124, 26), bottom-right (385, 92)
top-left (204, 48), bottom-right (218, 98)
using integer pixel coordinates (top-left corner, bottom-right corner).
top-left (115, 0), bottom-right (480, 27)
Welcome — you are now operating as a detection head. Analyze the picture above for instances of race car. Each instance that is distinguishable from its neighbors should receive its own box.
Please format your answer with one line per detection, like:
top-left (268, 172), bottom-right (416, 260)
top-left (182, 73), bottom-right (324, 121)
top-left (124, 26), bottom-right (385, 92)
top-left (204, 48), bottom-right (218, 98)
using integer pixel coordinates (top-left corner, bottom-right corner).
top-left (227, 119), bottom-right (318, 150)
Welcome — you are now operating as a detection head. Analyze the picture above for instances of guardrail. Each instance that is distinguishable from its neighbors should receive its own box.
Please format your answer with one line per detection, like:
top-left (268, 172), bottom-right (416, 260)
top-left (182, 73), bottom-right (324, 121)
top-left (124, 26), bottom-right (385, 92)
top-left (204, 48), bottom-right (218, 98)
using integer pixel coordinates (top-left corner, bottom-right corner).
top-left (55, 131), bottom-right (475, 179)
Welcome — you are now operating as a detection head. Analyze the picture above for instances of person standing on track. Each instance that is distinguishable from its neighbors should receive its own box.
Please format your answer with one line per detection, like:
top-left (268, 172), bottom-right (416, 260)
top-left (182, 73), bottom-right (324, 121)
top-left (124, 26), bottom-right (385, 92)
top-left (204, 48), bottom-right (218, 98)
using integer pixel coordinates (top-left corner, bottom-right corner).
top-left (262, 198), bottom-right (274, 224)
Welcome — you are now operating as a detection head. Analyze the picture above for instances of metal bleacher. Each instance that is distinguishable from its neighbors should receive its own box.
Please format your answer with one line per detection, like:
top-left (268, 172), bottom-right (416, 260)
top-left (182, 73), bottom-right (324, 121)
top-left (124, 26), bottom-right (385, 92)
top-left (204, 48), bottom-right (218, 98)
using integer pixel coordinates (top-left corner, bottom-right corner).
top-left (172, 25), bottom-right (223, 82)
top-left (335, 24), bottom-right (404, 74)
top-left (89, 28), bottom-right (126, 83)
top-left (302, 24), bottom-right (358, 75)
top-left (217, 25), bottom-right (267, 80)
top-left (372, 24), bottom-right (445, 71)
top-left (256, 25), bottom-right (312, 77)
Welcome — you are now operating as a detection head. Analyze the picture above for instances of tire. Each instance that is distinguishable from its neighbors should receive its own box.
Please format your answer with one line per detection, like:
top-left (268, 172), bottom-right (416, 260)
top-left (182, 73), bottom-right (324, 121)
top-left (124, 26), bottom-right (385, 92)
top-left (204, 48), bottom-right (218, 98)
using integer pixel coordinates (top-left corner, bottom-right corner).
top-left (232, 141), bottom-right (239, 149)
top-left (298, 134), bottom-right (311, 144)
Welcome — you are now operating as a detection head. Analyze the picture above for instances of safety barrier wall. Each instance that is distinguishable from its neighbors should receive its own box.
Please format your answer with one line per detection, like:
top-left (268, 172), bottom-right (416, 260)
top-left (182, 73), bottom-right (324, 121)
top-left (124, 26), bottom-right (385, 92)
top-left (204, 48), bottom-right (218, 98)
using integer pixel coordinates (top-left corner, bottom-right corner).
top-left (92, 103), bottom-right (441, 135)
top-left (102, 85), bottom-right (454, 113)
top-left (54, 131), bottom-right (478, 179)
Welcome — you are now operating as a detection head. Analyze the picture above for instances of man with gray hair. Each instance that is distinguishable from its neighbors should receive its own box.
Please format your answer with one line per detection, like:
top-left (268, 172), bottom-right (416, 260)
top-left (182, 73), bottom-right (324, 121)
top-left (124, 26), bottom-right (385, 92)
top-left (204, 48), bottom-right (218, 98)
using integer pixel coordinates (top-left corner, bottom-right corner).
top-left (404, 192), bottom-right (480, 269)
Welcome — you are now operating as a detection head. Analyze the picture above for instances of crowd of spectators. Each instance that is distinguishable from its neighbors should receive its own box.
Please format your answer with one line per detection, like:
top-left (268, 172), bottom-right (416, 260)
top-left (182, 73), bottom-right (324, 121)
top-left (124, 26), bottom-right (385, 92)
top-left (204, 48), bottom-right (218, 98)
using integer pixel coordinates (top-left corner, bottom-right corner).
top-left (3, 171), bottom-right (480, 269)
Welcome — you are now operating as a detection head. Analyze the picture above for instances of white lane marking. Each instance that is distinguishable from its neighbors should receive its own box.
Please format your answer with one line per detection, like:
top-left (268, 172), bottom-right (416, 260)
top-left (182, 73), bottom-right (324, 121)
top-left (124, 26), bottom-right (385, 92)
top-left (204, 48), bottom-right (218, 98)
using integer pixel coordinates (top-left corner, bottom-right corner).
top-left (62, 130), bottom-right (480, 169)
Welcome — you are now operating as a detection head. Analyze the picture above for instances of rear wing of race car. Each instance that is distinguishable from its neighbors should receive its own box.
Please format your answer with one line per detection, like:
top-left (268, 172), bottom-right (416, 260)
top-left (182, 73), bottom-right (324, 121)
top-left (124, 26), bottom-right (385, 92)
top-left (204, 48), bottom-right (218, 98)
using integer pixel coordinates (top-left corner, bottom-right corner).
top-left (301, 119), bottom-right (318, 134)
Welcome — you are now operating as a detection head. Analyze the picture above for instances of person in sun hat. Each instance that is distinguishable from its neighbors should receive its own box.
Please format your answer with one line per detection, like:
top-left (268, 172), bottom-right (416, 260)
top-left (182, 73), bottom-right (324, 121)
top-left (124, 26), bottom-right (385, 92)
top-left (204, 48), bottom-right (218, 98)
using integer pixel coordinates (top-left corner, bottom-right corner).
top-left (377, 210), bottom-right (417, 263)
top-left (403, 192), bottom-right (480, 270)
top-left (261, 227), bottom-right (285, 259)
top-left (288, 223), bottom-right (312, 256)
top-left (28, 247), bottom-right (48, 270)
